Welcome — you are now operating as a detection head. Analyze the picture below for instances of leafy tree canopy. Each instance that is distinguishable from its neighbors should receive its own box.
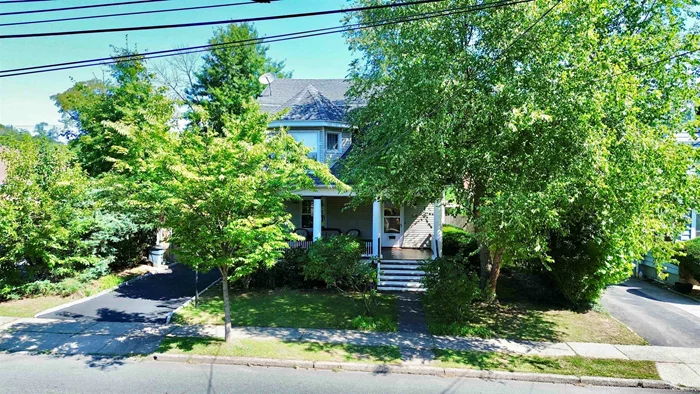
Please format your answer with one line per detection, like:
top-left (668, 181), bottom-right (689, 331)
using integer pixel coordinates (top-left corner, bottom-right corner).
top-left (186, 23), bottom-right (291, 134)
top-left (343, 0), bottom-right (700, 300)
top-left (53, 49), bottom-right (174, 178)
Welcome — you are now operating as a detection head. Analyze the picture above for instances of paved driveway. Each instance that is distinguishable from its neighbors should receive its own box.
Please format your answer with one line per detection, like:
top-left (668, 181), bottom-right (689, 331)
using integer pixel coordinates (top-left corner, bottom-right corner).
top-left (37, 264), bottom-right (220, 324)
top-left (601, 278), bottom-right (700, 347)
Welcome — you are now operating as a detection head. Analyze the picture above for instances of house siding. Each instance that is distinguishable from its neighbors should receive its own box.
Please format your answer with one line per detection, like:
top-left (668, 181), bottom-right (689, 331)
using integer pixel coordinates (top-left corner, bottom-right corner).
top-left (402, 202), bottom-right (434, 249)
top-left (286, 200), bottom-right (301, 228)
top-left (325, 197), bottom-right (373, 240)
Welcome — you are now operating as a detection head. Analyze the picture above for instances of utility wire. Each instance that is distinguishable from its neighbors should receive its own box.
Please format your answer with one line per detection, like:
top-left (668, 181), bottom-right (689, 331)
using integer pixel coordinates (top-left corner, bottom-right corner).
top-left (0, 0), bottom-right (168, 17)
top-left (495, 0), bottom-right (563, 60)
top-left (0, 0), bottom-right (532, 77)
top-left (0, 0), bottom-right (53, 3)
top-left (0, 1), bottom-right (274, 27)
top-left (0, 0), bottom-right (448, 39)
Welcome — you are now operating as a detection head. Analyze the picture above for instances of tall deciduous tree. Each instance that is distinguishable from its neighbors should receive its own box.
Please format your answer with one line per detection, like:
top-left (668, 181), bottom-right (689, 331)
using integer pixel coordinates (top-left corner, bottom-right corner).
top-left (343, 0), bottom-right (700, 301)
top-left (135, 103), bottom-right (343, 342)
top-left (53, 49), bottom-right (174, 178)
top-left (186, 23), bottom-right (291, 134)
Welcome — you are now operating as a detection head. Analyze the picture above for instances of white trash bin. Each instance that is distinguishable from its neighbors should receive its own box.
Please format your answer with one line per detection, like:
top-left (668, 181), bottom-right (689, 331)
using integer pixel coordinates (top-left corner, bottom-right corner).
top-left (149, 246), bottom-right (166, 267)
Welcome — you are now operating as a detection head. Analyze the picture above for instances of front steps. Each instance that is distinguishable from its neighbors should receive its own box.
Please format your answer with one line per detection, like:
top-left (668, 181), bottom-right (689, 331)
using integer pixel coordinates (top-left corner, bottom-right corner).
top-left (378, 259), bottom-right (427, 292)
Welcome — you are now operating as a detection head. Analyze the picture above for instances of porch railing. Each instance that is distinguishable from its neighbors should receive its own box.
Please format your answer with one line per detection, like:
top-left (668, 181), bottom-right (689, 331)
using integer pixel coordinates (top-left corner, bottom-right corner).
top-left (287, 239), bottom-right (373, 257)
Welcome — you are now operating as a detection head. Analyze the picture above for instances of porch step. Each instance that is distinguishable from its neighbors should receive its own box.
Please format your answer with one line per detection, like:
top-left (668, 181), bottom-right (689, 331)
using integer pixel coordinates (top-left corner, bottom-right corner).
top-left (380, 269), bottom-right (424, 276)
top-left (379, 275), bottom-right (424, 281)
top-left (380, 264), bottom-right (424, 270)
top-left (380, 259), bottom-right (428, 264)
top-left (377, 286), bottom-right (426, 292)
top-left (377, 259), bottom-right (427, 292)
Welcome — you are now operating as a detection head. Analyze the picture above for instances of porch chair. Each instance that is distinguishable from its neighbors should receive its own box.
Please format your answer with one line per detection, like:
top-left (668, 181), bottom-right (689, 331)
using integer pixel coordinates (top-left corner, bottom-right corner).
top-left (346, 229), bottom-right (361, 237)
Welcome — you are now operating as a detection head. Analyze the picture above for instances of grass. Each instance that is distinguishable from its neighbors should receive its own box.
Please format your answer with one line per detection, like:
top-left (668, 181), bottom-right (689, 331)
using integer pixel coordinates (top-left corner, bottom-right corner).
top-left (172, 288), bottom-right (398, 332)
top-left (424, 273), bottom-right (647, 345)
top-left (158, 336), bottom-right (402, 364)
top-left (425, 300), bottom-right (646, 345)
top-left (434, 349), bottom-right (660, 380)
top-left (0, 266), bottom-right (147, 318)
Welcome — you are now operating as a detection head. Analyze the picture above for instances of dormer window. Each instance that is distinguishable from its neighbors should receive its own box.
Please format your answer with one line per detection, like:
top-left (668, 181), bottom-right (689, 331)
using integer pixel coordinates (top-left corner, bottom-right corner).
top-left (326, 132), bottom-right (340, 151)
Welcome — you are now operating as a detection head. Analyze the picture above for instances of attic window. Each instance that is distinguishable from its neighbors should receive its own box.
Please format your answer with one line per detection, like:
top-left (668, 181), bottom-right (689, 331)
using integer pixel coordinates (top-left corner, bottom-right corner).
top-left (326, 132), bottom-right (340, 151)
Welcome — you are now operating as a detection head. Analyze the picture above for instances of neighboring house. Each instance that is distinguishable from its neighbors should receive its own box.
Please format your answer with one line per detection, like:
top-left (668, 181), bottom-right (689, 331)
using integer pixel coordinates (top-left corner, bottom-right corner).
top-left (258, 79), bottom-right (443, 291)
top-left (638, 132), bottom-right (699, 283)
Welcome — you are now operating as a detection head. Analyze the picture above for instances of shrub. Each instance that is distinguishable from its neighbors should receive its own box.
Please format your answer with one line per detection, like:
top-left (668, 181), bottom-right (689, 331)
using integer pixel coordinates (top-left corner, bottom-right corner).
top-left (422, 256), bottom-right (480, 322)
top-left (251, 247), bottom-right (311, 289)
top-left (442, 225), bottom-right (480, 271)
top-left (545, 229), bottom-right (610, 309)
top-left (678, 238), bottom-right (700, 283)
top-left (304, 235), bottom-right (378, 315)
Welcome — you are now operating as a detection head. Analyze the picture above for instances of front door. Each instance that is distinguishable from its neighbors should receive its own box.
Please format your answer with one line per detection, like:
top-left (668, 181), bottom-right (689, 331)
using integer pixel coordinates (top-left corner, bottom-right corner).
top-left (382, 202), bottom-right (403, 248)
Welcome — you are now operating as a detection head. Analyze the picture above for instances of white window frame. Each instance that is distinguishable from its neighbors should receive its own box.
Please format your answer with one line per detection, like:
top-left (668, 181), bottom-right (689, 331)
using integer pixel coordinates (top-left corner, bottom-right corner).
top-left (326, 131), bottom-right (341, 152)
top-left (300, 198), bottom-right (327, 228)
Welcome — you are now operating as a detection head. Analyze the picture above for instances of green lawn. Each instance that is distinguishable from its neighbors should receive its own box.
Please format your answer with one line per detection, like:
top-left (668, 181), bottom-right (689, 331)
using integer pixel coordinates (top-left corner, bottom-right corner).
top-left (0, 268), bottom-right (145, 318)
top-left (424, 300), bottom-right (646, 345)
top-left (434, 349), bottom-right (660, 380)
top-left (158, 337), bottom-right (402, 364)
top-left (172, 288), bottom-right (398, 332)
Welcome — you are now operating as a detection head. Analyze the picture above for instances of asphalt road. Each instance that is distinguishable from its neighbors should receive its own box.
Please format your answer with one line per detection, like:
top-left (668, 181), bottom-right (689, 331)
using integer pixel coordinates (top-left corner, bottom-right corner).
top-left (601, 278), bottom-right (700, 347)
top-left (37, 264), bottom-right (221, 324)
top-left (0, 353), bottom-right (672, 394)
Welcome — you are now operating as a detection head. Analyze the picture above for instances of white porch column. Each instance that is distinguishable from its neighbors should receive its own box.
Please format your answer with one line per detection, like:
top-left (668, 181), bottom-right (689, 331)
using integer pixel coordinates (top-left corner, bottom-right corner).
top-left (691, 210), bottom-right (697, 240)
top-left (313, 198), bottom-right (322, 241)
top-left (372, 200), bottom-right (382, 257)
top-left (433, 200), bottom-right (444, 259)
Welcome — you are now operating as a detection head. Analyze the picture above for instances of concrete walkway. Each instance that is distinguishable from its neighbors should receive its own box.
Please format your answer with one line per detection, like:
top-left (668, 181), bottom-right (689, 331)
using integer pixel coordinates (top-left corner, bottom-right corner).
top-left (37, 264), bottom-right (220, 324)
top-left (396, 293), bottom-right (433, 364)
top-left (2, 317), bottom-right (699, 387)
top-left (601, 278), bottom-right (700, 347)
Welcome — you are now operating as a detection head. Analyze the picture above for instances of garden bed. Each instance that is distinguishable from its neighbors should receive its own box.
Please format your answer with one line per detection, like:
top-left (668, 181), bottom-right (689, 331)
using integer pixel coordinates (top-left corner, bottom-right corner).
top-left (158, 336), bottom-right (402, 364)
top-left (0, 265), bottom-right (149, 318)
top-left (434, 349), bottom-right (660, 380)
top-left (171, 288), bottom-right (398, 332)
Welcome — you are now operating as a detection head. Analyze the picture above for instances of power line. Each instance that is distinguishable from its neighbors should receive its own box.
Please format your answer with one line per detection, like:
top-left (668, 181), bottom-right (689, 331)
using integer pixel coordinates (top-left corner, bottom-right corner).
top-left (0, 0), bottom-right (449, 39)
top-left (0, 0), bottom-right (53, 3)
top-left (0, 0), bottom-right (533, 77)
top-left (495, 0), bottom-right (563, 60)
top-left (0, 1), bottom-right (274, 27)
top-left (0, 0), bottom-right (168, 17)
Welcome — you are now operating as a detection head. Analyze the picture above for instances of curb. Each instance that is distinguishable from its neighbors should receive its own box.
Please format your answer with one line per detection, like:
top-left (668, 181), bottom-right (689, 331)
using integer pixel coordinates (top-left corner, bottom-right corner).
top-left (165, 276), bottom-right (222, 325)
top-left (151, 353), bottom-right (683, 390)
top-left (34, 264), bottom-right (177, 318)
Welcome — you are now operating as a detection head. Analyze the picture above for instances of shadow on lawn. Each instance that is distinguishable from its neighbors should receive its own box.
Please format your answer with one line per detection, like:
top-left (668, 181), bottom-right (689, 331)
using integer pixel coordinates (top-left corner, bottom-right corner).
top-left (178, 288), bottom-right (397, 330)
top-left (158, 336), bottom-right (402, 364)
top-left (425, 300), bottom-right (561, 342)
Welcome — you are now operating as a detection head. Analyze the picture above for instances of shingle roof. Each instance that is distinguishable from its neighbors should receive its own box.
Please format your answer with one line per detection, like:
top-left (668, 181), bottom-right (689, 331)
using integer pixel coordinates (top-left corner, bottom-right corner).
top-left (258, 79), bottom-right (362, 122)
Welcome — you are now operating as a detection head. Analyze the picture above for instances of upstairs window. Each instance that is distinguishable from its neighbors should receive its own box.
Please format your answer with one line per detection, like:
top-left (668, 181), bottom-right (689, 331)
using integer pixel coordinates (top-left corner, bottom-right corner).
top-left (326, 132), bottom-right (340, 151)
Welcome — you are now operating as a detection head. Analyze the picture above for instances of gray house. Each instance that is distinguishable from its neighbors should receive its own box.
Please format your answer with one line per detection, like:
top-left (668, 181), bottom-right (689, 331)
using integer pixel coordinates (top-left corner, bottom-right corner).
top-left (258, 79), bottom-right (443, 291)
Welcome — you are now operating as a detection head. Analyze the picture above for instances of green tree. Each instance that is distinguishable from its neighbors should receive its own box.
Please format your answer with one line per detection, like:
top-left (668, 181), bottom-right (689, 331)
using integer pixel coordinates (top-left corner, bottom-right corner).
top-left (53, 51), bottom-right (175, 267)
top-left (343, 0), bottom-right (700, 301)
top-left (53, 50), bottom-right (174, 178)
top-left (0, 133), bottom-right (100, 297)
top-left (186, 23), bottom-right (290, 134)
top-left (135, 103), bottom-right (343, 342)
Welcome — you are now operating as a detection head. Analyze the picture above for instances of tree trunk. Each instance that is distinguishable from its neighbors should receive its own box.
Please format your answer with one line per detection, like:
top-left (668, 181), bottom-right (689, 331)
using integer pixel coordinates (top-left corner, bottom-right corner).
top-left (471, 179), bottom-right (502, 303)
top-left (219, 266), bottom-right (232, 343)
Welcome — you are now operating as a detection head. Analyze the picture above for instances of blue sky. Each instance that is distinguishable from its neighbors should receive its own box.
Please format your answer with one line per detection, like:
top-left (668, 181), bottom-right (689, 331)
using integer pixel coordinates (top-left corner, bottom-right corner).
top-left (0, 0), bottom-right (354, 129)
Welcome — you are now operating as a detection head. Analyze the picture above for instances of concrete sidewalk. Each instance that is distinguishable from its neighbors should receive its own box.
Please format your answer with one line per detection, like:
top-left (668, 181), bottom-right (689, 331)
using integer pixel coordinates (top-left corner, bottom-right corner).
top-left (2, 317), bottom-right (700, 388)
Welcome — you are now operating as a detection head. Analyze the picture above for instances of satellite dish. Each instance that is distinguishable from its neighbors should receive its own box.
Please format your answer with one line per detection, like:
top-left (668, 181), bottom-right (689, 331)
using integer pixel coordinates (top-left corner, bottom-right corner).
top-left (259, 73), bottom-right (276, 85)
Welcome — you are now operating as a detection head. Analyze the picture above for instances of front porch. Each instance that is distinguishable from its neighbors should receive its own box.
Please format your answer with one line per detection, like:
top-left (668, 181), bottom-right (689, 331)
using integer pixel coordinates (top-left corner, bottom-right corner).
top-left (285, 195), bottom-right (443, 260)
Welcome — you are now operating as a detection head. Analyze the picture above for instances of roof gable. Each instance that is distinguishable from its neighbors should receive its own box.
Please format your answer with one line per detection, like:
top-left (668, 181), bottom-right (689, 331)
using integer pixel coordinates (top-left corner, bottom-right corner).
top-left (258, 79), bottom-right (361, 122)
